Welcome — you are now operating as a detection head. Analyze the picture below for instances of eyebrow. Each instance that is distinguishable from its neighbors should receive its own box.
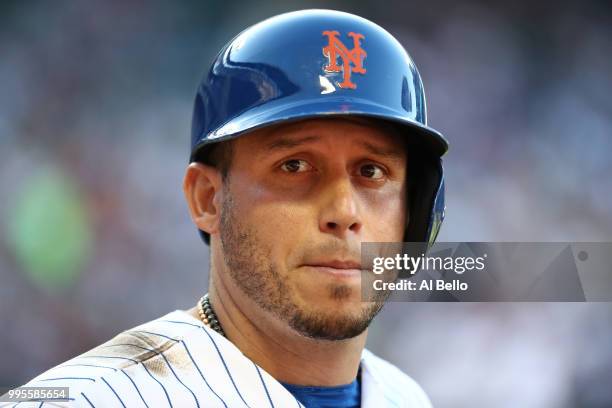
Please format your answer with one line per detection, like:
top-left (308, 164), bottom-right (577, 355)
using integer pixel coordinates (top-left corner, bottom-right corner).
top-left (264, 135), bottom-right (406, 161)
top-left (265, 135), bottom-right (321, 150)
top-left (360, 141), bottom-right (406, 161)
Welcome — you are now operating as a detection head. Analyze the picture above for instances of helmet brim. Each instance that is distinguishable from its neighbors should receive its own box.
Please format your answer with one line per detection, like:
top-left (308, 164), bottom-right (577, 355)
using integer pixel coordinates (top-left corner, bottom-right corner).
top-left (191, 97), bottom-right (448, 161)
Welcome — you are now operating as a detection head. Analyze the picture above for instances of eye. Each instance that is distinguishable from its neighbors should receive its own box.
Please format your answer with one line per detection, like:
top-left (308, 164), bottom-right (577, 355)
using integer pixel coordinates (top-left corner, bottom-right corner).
top-left (280, 159), bottom-right (312, 173)
top-left (359, 163), bottom-right (385, 180)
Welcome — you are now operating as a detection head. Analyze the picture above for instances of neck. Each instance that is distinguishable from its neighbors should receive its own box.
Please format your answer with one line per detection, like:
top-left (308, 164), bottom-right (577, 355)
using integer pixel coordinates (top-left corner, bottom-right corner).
top-left (207, 274), bottom-right (367, 386)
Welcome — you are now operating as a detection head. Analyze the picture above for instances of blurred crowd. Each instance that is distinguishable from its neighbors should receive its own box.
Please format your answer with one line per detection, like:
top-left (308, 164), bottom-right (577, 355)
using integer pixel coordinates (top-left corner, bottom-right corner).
top-left (1, 1), bottom-right (611, 407)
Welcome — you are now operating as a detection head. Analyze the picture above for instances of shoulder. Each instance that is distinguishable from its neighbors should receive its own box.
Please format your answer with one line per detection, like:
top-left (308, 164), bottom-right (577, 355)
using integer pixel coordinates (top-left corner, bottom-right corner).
top-left (361, 348), bottom-right (433, 408)
top-left (1, 310), bottom-right (209, 407)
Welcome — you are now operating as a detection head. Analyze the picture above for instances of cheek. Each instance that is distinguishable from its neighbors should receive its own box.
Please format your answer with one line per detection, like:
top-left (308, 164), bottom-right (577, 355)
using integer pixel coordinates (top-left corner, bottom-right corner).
top-left (230, 173), bottom-right (313, 251)
top-left (360, 184), bottom-right (406, 241)
top-left (253, 202), bottom-right (311, 240)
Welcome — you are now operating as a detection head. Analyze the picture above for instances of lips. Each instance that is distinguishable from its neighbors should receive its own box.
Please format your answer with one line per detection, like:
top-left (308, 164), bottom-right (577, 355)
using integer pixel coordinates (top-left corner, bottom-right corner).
top-left (306, 260), bottom-right (363, 270)
top-left (302, 260), bottom-right (363, 278)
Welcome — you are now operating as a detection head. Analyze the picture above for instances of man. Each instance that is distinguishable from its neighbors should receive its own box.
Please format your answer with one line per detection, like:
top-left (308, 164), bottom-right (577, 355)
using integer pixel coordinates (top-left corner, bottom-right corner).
top-left (2, 9), bottom-right (446, 407)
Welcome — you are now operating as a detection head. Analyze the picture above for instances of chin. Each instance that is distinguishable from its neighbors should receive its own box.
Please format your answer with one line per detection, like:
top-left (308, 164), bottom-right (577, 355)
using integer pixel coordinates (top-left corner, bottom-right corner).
top-left (288, 305), bottom-right (375, 341)
top-left (286, 287), bottom-right (378, 341)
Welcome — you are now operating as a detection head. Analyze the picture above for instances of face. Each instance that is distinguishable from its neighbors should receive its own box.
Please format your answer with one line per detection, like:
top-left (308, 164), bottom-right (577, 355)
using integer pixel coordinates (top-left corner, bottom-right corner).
top-left (215, 118), bottom-right (407, 340)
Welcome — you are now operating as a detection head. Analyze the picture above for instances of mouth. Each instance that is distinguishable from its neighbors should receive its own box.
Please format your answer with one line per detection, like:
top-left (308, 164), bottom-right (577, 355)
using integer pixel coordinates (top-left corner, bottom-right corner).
top-left (302, 260), bottom-right (364, 279)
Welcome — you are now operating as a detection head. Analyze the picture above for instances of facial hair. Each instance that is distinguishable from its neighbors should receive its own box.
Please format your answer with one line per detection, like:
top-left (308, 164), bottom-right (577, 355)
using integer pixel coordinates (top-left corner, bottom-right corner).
top-left (219, 184), bottom-right (387, 340)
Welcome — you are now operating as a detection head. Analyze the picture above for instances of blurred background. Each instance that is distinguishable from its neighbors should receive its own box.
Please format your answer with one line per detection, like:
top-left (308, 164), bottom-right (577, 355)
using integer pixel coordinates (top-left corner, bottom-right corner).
top-left (1, 0), bottom-right (611, 407)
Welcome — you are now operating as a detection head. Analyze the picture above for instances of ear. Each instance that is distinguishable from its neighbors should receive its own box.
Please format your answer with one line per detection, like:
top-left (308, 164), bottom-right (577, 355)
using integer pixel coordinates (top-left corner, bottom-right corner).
top-left (183, 162), bottom-right (223, 236)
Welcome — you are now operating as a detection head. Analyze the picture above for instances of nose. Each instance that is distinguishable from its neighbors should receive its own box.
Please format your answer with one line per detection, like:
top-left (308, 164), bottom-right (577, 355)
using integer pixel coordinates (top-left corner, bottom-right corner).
top-left (318, 175), bottom-right (362, 238)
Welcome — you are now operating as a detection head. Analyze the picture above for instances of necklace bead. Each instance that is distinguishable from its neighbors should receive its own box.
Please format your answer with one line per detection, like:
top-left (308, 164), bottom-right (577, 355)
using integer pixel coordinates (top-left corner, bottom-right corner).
top-left (197, 293), bottom-right (226, 337)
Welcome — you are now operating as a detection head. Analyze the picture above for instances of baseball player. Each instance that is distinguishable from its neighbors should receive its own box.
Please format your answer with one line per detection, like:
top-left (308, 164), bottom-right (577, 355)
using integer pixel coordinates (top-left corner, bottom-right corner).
top-left (2, 9), bottom-right (446, 407)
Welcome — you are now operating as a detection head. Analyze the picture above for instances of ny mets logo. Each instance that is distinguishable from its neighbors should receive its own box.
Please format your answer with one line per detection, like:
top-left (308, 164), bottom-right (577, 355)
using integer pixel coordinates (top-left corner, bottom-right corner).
top-left (322, 31), bottom-right (367, 89)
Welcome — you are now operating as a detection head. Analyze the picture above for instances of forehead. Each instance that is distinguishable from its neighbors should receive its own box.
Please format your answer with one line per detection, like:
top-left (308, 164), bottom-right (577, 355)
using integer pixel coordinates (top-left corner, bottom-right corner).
top-left (238, 117), bottom-right (405, 149)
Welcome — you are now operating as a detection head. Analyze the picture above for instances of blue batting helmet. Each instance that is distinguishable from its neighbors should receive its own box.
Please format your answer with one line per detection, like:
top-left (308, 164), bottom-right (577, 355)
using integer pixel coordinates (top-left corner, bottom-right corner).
top-left (190, 9), bottom-right (448, 246)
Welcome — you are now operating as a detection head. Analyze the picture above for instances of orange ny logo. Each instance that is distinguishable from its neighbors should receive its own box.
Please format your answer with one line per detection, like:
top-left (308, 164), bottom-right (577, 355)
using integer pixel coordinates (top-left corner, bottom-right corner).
top-left (322, 31), bottom-right (367, 89)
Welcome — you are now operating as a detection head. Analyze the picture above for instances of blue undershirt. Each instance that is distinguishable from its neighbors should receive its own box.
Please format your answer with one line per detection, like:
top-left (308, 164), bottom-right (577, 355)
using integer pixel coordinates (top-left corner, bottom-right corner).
top-left (281, 371), bottom-right (361, 408)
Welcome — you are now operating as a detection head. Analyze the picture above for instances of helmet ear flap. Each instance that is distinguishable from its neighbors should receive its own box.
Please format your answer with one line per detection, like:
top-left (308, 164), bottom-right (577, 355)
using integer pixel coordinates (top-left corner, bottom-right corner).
top-left (427, 177), bottom-right (445, 245)
top-left (200, 229), bottom-right (210, 245)
top-left (403, 146), bottom-right (444, 246)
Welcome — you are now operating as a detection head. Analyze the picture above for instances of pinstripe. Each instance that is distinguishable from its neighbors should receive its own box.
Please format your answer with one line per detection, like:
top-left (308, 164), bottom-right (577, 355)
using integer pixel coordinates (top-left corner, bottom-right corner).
top-left (79, 355), bottom-right (173, 407)
top-left (61, 363), bottom-right (117, 372)
top-left (384, 394), bottom-right (401, 407)
top-left (132, 330), bottom-right (227, 408)
top-left (39, 377), bottom-right (96, 382)
top-left (179, 339), bottom-right (228, 408)
top-left (198, 326), bottom-right (251, 408)
top-left (159, 319), bottom-right (203, 329)
top-left (9, 398), bottom-right (76, 407)
top-left (104, 343), bottom-right (199, 408)
top-left (120, 369), bottom-right (150, 408)
top-left (254, 364), bottom-right (275, 408)
top-left (101, 377), bottom-right (126, 408)
top-left (156, 318), bottom-right (253, 407)
top-left (81, 355), bottom-right (139, 364)
top-left (135, 358), bottom-right (173, 408)
top-left (80, 392), bottom-right (95, 407)
top-left (9, 397), bottom-right (77, 407)
top-left (131, 330), bottom-right (177, 342)
top-left (159, 320), bottom-right (306, 407)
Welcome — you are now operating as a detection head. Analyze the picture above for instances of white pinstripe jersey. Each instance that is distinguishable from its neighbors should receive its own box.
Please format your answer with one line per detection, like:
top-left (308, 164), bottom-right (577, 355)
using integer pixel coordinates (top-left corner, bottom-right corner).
top-left (1, 310), bottom-right (433, 407)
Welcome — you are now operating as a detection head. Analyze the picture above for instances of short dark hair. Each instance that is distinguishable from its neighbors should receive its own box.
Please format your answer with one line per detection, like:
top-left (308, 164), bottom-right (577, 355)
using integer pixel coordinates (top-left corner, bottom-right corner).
top-left (191, 140), bottom-right (234, 180)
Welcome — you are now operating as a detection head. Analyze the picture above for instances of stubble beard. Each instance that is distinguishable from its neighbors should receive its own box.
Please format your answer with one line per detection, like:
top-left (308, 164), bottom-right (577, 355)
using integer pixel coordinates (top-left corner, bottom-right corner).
top-left (218, 186), bottom-right (387, 341)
